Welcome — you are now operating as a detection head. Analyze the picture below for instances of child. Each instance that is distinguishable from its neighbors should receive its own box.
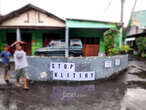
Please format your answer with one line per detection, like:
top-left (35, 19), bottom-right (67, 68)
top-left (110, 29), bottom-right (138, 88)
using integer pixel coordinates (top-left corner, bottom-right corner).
top-left (0, 45), bottom-right (11, 84)
top-left (12, 41), bottom-right (29, 90)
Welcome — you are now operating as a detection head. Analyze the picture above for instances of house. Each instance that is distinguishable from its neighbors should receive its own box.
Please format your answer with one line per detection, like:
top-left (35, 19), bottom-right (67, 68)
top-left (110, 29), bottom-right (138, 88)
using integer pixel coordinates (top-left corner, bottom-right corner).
top-left (0, 4), bottom-right (122, 57)
top-left (0, 4), bottom-right (65, 55)
top-left (125, 10), bottom-right (146, 49)
top-left (65, 19), bottom-right (121, 56)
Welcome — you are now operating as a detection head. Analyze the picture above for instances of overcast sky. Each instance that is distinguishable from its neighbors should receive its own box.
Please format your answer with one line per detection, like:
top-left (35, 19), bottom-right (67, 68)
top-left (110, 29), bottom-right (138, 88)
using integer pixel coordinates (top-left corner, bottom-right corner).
top-left (0, 0), bottom-right (146, 26)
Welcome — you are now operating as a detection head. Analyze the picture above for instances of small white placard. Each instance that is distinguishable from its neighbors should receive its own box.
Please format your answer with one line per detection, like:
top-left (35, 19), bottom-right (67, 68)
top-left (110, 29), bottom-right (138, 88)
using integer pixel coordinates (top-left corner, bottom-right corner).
top-left (115, 59), bottom-right (120, 66)
top-left (50, 62), bottom-right (75, 72)
top-left (105, 61), bottom-right (112, 68)
top-left (53, 71), bottom-right (95, 81)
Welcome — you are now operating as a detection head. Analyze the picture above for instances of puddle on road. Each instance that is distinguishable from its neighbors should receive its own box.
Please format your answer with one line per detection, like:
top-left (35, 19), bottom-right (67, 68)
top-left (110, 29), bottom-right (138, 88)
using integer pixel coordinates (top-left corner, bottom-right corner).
top-left (122, 87), bottom-right (146, 110)
top-left (0, 81), bottom-right (126, 110)
top-left (0, 80), bottom-right (146, 110)
top-left (0, 59), bottom-right (146, 110)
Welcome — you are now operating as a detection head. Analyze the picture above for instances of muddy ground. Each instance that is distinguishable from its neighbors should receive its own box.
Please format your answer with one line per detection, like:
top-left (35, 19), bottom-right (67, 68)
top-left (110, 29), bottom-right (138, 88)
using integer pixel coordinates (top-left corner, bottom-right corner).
top-left (0, 56), bottom-right (146, 110)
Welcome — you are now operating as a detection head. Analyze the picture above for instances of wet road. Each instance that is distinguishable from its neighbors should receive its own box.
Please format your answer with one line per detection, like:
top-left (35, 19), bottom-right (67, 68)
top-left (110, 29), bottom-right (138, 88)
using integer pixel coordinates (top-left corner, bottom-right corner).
top-left (0, 56), bottom-right (146, 110)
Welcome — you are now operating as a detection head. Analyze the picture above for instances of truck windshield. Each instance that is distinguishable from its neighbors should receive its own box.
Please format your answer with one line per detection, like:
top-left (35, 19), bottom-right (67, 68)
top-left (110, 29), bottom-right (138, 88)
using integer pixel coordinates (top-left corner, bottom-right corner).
top-left (70, 40), bottom-right (82, 46)
top-left (60, 40), bottom-right (65, 47)
top-left (49, 40), bottom-right (60, 47)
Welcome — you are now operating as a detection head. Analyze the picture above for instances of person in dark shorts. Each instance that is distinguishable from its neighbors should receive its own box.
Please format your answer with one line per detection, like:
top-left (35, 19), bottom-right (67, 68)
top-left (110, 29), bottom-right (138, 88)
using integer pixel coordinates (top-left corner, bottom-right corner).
top-left (12, 41), bottom-right (29, 90)
top-left (0, 46), bottom-right (11, 84)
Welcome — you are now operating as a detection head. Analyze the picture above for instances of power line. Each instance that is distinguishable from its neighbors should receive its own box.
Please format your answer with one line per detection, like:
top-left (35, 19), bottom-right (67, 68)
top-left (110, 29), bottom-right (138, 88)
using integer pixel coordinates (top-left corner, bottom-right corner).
top-left (0, 0), bottom-right (1, 14)
top-left (120, 0), bottom-right (125, 23)
top-left (124, 0), bottom-right (138, 39)
top-left (103, 0), bottom-right (113, 14)
top-left (103, 0), bottom-right (120, 21)
top-left (101, 0), bottom-right (113, 18)
top-left (130, 0), bottom-right (138, 19)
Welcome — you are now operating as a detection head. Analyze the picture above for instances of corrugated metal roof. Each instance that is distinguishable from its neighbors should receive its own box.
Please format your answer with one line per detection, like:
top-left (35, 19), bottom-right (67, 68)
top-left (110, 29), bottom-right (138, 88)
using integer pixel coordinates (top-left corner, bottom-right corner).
top-left (66, 18), bottom-right (120, 29)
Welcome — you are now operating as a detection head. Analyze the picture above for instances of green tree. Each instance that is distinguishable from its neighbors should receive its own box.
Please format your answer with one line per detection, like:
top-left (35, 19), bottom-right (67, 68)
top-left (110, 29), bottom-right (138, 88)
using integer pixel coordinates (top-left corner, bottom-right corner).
top-left (104, 28), bottom-right (120, 56)
top-left (120, 45), bottom-right (131, 54)
top-left (136, 37), bottom-right (146, 57)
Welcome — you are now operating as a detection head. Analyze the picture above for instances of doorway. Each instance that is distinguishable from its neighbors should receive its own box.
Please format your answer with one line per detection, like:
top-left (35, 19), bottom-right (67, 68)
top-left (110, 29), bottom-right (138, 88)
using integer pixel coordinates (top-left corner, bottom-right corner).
top-left (6, 32), bottom-right (32, 55)
top-left (6, 32), bottom-right (16, 54)
top-left (21, 33), bottom-right (32, 56)
top-left (43, 33), bottom-right (61, 47)
top-left (81, 38), bottom-right (99, 56)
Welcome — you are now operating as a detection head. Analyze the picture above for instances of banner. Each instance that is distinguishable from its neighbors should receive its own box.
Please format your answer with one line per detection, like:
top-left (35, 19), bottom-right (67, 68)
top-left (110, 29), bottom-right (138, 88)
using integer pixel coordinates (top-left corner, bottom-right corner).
top-left (53, 71), bottom-right (95, 81)
top-left (50, 62), bottom-right (75, 72)
top-left (50, 62), bottom-right (95, 81)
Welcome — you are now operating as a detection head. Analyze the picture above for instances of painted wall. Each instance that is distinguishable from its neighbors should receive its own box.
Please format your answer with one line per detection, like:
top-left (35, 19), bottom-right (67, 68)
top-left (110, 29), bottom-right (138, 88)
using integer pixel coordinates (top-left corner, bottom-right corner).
top-left (26, 55), bottom-right (128, 81)
top-left (0, 29), bottom-right (65, 55)
top-left (0, 18), bottom-right (122, 55)
top-left (69, 28), bottom-right (106, 54)
top-left (0, 30), bottom-right (7, 52)
top-left (70, 29), bottom-right (106, 38)
top-left (1, 10), bottom-right (65, 27)
top-left (31, 31), bottom-right (43, 55)
top-left (0, 27), bottom-right (122, 56)
top-left (99, 36), bottom-right (105, 53)
top-left (66, 20), bottom-right (122, 54)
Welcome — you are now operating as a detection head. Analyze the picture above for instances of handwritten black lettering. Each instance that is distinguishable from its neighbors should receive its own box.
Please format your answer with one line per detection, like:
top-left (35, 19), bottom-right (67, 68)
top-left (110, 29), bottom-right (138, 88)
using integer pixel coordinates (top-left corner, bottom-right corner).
top-left (85, 73), bottom-right (88, 78)
top-left (64, 64), bottom-right (67, 69)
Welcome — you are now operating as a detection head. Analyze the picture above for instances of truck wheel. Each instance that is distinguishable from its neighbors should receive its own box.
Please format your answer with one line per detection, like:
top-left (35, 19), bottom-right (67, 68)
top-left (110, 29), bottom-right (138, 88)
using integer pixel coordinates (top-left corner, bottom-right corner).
top-left (35, 52), bottom-right (39, 56)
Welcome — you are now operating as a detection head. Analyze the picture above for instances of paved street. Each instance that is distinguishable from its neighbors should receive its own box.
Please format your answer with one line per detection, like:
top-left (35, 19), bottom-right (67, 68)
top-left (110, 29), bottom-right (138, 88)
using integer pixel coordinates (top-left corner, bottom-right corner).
top-left (0, 56), bottom-right (146, 110)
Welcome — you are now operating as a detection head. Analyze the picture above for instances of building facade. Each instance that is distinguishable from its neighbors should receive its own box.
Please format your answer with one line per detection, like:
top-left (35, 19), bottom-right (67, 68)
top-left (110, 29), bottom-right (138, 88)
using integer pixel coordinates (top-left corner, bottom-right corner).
top-left (0, 4), bottom-right (65, 55)
top-left (125, 10), bottom-right (146, 51)
top-left (0, 4), bottom-right (122, 56)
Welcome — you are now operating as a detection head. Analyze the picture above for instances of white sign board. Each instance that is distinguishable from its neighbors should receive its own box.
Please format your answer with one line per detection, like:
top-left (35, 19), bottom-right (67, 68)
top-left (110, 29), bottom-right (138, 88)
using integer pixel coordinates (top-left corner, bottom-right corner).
top-left (105, 61), bottom-right (112, 68)
top-left (115, 59), bottom-right (120, 66)
top-left (50, 62), bottom-right (75, 72)
top-left (53, 71), bottom-right (95, 81)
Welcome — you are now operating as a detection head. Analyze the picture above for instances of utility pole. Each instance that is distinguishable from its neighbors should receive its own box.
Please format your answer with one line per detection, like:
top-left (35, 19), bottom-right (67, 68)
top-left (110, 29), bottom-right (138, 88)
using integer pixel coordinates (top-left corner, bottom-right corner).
top-left (120, 0), bottom-right (125, 37)
top-left (124, 0), bottom-right (137, 43)
top-left (130, 0), bottom-right (137, 20)
top-left (0, 0), bottom-right (1, 15)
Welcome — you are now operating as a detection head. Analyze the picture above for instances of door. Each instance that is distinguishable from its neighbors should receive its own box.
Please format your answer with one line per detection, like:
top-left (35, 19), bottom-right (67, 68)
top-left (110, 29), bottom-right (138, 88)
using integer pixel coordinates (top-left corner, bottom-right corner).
top-left (82, 38), bottom-right (99, 56)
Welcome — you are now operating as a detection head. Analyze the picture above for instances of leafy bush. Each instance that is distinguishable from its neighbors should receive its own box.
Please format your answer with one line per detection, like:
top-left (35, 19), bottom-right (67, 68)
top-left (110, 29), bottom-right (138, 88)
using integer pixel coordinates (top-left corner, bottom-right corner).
top-left (136, 37), bottom-right (146, 57)
top-left (104, 28), bottom-right (120, 56)
top-left (108, 48), bottom-right (119, 56)
top-left (120, 45), bottom-right (131, 53)
top-left (141, 53), bottom-right (146, 58)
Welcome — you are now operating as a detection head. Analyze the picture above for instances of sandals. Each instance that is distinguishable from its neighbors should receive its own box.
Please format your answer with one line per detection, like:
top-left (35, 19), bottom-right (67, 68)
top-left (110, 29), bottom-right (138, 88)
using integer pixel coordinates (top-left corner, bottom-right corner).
top-left (16, 83), bottom-right (21, 88)
top-left (16, 83), bottom-right (30, 90)
top-left (23, 87), bottom-right (30, 90)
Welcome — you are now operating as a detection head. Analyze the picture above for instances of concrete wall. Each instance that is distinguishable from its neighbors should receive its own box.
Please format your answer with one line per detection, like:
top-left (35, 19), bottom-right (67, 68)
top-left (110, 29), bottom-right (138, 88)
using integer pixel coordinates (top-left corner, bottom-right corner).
top-left (27, 55), bottom-right (128, 81)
